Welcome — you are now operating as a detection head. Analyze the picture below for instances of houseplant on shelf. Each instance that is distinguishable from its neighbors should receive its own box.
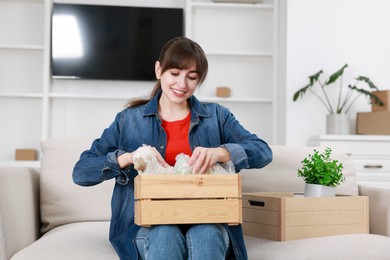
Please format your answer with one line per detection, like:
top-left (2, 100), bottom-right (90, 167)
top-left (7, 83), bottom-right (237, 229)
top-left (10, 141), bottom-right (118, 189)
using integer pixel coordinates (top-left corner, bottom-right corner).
top-left (292, 64), bottom-right (384, 134)
top-left (297, 147), bottom-right (345, 197)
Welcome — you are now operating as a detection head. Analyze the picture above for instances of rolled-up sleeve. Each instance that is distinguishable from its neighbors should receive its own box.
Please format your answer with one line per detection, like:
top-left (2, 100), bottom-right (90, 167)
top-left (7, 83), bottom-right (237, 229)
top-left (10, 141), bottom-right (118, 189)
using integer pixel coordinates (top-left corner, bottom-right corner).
top-left (73, 112), bottom-right (132, 186)
top-left (219, 107), bottom-right (272, 172)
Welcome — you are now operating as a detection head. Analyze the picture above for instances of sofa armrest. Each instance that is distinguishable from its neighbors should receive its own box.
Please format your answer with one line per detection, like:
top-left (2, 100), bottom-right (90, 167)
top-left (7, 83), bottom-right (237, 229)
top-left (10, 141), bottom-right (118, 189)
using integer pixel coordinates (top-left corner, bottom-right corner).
top-left (0, 167), bottom-right (40, 259)
top-left (359, 184), bottom-right (390, 237)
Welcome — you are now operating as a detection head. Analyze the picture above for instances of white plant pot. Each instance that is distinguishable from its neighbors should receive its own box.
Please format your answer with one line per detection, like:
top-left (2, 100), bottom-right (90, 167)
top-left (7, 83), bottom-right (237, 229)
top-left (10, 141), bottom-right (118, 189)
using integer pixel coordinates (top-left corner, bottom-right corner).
top-left (304, 183), bottom-right (336, 197)
top-left (326, 114), bottom-right (351, 135)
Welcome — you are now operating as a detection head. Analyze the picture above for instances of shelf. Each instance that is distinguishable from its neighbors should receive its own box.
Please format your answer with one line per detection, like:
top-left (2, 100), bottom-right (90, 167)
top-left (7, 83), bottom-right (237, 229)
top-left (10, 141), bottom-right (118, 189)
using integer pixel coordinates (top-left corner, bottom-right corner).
top-left (0, 45), bottom-right (44, 51)
top-left (206, 51), bottom-right (273, 57)
top-left (199, 97), bottom-right (272, 103)
top-left (0, 0), bottom-right (43, 2)
top-left (0, 93), bottom-right (43, 98)
top-left (49, 93), bottom-right (130, 100)
top-left (192, 2), bottom-right (273, 10)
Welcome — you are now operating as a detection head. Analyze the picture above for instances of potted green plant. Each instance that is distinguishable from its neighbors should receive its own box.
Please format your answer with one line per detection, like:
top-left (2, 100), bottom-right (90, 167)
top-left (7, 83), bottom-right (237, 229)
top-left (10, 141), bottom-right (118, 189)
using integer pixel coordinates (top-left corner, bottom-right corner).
top-left (293, 64), bottom-right (384, 134)
top-left (297, 148), bottom-right (345, 197)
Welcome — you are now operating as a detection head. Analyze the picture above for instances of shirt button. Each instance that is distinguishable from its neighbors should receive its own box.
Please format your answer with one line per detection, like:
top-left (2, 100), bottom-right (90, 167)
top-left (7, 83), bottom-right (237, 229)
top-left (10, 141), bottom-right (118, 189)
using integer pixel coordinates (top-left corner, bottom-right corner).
top-left (160, 146), bottom-right (164, 149)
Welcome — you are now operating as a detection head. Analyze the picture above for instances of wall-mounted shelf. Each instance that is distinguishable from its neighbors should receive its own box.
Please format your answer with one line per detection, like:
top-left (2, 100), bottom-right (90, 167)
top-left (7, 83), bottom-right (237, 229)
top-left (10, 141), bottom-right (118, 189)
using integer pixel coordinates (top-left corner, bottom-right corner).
top-left (200, 97), bottom-right (273, 103)
top-left (0, 93), bottom-right (43, 98)
top-left (49, 93), bottom-right (132, 100)
top-left (206, 51), bottom-right (273, 57)
top-left (0, 45), bottom-right (44, 50)
top-left (192, 2), bottom-right (273, 10)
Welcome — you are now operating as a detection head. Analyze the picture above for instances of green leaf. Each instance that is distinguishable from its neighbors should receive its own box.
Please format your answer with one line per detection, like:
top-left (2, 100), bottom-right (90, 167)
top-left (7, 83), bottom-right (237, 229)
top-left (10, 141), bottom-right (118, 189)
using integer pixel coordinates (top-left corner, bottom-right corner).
top-left (355, 76), bottom-right (379, 90)
top-left (309, 70), bottom-right (323, 85)
top-left (292, 84), bottom-right (310, 101)
top-left (348, 85), bottom-right (384, 106)
top-left (292, 70), bottom-right (323, 101)
top-left (325, 64), bottom-right (348, 85)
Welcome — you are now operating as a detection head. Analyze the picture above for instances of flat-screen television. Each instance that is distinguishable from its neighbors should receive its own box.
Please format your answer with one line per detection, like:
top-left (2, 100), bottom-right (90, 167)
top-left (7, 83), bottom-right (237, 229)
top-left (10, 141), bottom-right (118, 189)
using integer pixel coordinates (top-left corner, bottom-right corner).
top-left (51, 4), bottom-right (184, 81)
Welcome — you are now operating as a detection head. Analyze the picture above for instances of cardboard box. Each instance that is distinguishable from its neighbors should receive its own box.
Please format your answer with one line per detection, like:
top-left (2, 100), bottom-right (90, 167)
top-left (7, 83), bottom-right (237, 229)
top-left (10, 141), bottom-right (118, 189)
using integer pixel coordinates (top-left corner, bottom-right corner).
top-left (357, 111), bottom-right (390, 135)
top-left (242, 192), bottom-right (369, 241)
top-left (371, 90), bottom-right (390, 112)
top-left (134, 174), bottom-right (242, 226)
top-left (15, 149), bottom-right (37, 161)
top-left (216, 87), bottom-right (231, 98)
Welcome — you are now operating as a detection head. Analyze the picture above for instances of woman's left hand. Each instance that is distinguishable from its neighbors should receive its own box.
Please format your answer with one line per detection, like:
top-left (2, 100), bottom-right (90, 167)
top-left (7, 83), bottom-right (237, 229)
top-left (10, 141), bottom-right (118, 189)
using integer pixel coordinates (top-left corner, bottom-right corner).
top-left (188, 147), bottom-right (230, 174)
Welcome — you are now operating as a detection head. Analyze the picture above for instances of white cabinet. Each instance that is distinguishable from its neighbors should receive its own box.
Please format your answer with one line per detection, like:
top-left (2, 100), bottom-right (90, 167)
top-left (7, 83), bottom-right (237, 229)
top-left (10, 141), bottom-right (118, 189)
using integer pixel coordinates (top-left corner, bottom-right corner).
top-left (0, 0), bottom-right (279, 162)
top-left (309, 135), bottom-right (390, 187)
top-left (186, 0), bottom-right (277, 143)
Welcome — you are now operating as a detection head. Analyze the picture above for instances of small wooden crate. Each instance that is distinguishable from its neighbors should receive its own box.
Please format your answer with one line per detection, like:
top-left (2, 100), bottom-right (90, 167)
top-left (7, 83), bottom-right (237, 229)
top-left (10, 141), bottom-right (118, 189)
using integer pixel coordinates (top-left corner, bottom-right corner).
top-left (242, 192), bottom-right (369, 241)
top-left (134, 174), bottom-right (242, 226)
top-left (15, 149), bottom-right (37, 161)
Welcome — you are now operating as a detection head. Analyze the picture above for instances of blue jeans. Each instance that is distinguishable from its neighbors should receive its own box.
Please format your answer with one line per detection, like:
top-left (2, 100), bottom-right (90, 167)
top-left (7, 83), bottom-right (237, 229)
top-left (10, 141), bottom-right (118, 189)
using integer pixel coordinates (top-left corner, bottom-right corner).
top-left (135, 224), bottom-right (230, 260)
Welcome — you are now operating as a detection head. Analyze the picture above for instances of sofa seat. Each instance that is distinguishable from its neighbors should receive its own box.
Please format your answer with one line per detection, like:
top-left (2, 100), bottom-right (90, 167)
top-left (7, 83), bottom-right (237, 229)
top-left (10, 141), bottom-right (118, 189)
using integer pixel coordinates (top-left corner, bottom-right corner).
top-left (12, 221), bottom-right (390, 260)
top-left (245, 234), bottom-right (390, 260)
top-left (12, 222), bottom-right (117, 260)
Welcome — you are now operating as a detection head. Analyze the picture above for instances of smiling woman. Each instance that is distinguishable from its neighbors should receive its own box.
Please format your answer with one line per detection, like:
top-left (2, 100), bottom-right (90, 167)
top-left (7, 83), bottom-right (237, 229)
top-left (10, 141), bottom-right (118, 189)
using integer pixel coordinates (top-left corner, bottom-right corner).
top-left (72, 36), bottom-right (273, 260)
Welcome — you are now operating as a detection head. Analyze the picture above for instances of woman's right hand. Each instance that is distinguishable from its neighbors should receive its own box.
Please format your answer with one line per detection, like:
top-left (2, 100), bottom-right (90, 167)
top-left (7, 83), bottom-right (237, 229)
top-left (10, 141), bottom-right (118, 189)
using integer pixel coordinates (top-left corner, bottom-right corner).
top-left (117, 146), bottom-right (170, 169)
top-left (117, 152), bottom-right (134, 169)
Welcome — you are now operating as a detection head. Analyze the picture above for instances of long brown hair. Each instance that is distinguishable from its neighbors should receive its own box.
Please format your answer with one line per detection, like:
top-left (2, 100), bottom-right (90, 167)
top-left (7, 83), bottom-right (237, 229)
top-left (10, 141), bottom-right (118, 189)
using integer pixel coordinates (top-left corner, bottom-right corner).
top-left (126, 37), bottom-right (208, 108)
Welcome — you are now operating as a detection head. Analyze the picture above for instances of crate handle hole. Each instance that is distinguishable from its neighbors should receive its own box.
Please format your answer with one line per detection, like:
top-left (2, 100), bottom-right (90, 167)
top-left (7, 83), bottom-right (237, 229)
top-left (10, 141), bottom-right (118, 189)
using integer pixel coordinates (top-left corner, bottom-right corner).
top-left (248, 200), bottom-right (265, 207)
top-left (364, 165), bottom-right (383, 169)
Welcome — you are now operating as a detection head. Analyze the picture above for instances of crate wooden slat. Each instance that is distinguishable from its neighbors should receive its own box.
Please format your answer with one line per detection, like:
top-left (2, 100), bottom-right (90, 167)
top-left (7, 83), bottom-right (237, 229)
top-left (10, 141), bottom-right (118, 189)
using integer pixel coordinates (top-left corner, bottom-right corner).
top-left (242, 192), bottom-right (369, 241)
top-left (135, 174), bottom-right (241, 199)
top-left (134, 174), bottom-right (242, 226)
top-left (135, 198), bottom-right (241, 225)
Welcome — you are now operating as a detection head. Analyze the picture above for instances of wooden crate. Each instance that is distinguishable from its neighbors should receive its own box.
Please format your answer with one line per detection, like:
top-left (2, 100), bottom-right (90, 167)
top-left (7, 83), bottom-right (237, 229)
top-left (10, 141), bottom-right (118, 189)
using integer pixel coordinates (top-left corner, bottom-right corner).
top-left (242, 192), bottom-right (369, 241)
top-left (134, 174), bottom-right (242, 226)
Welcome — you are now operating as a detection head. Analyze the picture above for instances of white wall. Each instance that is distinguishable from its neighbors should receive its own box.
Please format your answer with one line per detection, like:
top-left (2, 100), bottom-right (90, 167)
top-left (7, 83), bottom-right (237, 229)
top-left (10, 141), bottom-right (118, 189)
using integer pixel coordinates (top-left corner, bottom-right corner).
top-left (283, 0), bottom-right (390, 146)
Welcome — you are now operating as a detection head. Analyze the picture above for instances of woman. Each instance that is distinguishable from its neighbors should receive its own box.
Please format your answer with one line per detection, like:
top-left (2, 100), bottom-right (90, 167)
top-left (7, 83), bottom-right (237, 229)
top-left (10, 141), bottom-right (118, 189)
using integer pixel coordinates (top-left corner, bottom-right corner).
top-left (73, 37), bottom-right (272, 260)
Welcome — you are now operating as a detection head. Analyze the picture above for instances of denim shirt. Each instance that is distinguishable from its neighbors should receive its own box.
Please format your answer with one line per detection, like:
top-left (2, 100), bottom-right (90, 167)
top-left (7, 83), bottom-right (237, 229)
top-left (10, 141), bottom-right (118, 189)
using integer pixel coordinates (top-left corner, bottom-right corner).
top-left (73, 92), bottom-right (272, 260)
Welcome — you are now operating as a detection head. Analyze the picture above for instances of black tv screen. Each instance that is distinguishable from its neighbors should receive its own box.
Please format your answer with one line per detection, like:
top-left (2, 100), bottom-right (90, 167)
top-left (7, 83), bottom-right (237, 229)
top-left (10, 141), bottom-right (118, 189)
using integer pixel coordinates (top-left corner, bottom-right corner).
top-left (51, 4), bottom-right (184, 81)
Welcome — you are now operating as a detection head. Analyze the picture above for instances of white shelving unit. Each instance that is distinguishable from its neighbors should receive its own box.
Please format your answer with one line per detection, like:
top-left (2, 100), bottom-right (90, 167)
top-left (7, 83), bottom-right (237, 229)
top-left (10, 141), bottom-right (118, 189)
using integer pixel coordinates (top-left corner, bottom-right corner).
top-left (0, 0), bottom-right (279, 163)
top-left (186, 0), bottom-right (277, 143)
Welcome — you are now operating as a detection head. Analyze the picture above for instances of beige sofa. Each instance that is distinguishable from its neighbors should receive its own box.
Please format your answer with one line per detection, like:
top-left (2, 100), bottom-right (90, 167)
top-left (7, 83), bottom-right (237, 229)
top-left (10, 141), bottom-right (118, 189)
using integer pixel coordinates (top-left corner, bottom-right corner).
top-left (1, 138), bottom-right (390, 260)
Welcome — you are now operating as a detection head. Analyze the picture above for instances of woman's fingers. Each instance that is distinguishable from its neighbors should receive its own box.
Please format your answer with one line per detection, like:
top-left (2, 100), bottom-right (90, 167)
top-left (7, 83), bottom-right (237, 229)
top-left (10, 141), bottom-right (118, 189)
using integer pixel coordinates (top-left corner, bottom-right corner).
top-left (150, 147), bottom-right (170, 167)
top-left (190, 147), bottom-right (216, 174)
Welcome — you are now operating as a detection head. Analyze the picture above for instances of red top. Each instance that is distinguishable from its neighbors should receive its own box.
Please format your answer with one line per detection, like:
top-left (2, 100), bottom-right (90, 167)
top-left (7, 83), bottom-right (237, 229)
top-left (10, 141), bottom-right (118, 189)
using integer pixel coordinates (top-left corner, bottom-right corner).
top-left (161, 112), bottom-right (192, 166)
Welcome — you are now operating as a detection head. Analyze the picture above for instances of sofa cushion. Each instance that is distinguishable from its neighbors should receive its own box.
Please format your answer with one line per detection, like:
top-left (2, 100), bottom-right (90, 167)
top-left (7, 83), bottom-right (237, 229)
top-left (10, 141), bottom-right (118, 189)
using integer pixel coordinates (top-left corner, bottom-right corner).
top-left (241, 145), bottom-right (358, 196)
top-left (40, 138), bottom-right (113, 233)
top-left (11, 222), bottom-right (118, 260)
top-left (245, 234), bottom-right (390, 260)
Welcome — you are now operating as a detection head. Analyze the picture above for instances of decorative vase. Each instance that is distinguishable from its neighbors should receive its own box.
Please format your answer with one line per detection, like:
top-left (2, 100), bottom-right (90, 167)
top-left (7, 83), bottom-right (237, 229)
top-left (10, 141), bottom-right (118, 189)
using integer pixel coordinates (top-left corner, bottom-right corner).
top-left (304, 183), bottom-right (336, 197)
top-left (326, 114), bottom-right (350, 135)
